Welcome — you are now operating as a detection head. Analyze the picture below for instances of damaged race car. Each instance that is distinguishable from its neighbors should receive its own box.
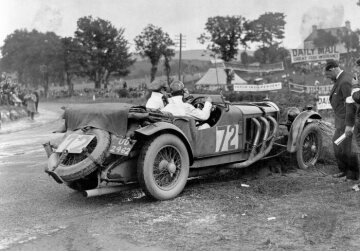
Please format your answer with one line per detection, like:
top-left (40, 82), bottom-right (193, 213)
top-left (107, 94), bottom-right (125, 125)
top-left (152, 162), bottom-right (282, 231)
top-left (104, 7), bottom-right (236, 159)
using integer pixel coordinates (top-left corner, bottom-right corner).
top-left (43, 94), bottom-right (323, 200)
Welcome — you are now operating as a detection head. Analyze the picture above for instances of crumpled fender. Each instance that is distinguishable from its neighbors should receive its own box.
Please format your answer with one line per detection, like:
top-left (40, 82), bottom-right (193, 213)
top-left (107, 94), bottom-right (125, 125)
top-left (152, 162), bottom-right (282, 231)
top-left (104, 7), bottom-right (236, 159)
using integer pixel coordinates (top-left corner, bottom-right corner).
top-left (135, 121), bottom-right (194, 163)
top-left (287, 110), bottom-right (322, 152)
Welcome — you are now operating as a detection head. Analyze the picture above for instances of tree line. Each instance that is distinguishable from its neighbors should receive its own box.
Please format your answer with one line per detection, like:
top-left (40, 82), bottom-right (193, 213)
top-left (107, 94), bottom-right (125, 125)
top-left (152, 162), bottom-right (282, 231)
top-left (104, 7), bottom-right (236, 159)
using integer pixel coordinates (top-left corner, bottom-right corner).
top-left (1, 12), bottom-right (358, 96)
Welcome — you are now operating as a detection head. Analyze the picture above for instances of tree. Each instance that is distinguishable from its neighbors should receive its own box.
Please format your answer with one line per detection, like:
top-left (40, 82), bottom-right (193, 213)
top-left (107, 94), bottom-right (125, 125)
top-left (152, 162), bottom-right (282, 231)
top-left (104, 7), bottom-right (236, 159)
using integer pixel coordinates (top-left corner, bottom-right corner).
top-left (61, 37), bottom-right (83, 96)
top-left (247, 12), bottom-right (286, 63)
top-left (313, 30), bottom-right (338, 48)
top-left (1, 29), bottom-right (63, 97)
top-left (240, 51), bottom-right (249, 65)
top-left (340, 29), bottom-right (360, 66)
top-left (36, 32), bottom-right (64, 98)
top-left (134, 24), bottom-right (175, 82)
top-left (163, 48), bottom-right (175, 85)
top-left (247, 12), bottom-right (286, 48)
top-left (198, 15), bottom-right (250, 89)
top-left (74, 16), bottom-right (134, 89)
top-left (254, 45), bottom-right (289, 64)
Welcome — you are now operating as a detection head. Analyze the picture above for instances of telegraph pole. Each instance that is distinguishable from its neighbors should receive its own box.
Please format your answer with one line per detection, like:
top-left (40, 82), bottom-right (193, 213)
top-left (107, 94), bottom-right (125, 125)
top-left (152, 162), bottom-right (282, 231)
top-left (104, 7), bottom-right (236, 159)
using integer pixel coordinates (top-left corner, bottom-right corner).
top-left (175, 33), bottom-right (186, 81)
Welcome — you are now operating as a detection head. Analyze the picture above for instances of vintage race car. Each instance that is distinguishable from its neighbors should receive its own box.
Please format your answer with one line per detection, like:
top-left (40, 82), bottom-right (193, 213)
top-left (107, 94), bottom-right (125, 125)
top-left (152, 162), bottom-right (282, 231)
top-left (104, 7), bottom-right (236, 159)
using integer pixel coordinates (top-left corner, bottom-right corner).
top-left (43, 94), bottom-right (323, 200)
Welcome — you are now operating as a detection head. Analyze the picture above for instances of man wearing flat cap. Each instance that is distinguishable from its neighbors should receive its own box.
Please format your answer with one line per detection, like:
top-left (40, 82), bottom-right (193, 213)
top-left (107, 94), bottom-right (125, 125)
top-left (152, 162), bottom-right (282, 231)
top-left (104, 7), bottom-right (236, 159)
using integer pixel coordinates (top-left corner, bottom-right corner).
top-left (146, 79), bottom-right (168, 110)
top-left (325, 60), bottom-right (359, 180)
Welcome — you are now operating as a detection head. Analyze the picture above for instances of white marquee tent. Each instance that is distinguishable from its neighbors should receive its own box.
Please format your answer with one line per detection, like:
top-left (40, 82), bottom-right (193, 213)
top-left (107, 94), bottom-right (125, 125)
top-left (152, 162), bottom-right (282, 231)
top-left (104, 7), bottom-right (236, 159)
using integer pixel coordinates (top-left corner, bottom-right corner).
top-left (195, 68), bottom-right (247, 91)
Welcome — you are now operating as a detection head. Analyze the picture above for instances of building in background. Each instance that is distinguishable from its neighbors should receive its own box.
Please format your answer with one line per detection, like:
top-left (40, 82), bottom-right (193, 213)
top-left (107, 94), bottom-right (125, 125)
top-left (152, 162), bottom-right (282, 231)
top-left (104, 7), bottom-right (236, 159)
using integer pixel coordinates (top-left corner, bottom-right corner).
top-left (303, 21), bottom-right (353, 53)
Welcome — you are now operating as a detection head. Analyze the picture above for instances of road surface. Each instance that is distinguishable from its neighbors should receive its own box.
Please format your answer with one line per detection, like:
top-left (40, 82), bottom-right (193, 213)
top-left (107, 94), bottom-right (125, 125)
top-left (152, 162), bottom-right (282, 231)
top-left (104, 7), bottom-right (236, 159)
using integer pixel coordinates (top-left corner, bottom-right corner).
top-left (0, 103), bottom-right (163, 251)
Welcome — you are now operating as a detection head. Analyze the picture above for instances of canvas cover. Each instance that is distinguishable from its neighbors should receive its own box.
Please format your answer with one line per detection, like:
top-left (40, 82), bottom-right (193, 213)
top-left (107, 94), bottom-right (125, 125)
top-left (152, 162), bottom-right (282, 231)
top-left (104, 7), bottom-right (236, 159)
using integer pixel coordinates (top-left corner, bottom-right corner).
top-left (63, 103), bottom-right (132, 136)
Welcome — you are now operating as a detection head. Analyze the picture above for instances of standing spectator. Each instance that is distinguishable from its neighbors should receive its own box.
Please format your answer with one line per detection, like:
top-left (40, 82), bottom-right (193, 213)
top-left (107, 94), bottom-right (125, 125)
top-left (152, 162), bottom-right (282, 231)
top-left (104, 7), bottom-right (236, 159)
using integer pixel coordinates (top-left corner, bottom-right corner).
top-left (325, 60), bottom-right (359, 180)
top-left (346, 58), bottom-right (360, 182)
top-left (24, 90), bottom-right (37, 120)
top-left (33, 90), bottom-right (39, 112)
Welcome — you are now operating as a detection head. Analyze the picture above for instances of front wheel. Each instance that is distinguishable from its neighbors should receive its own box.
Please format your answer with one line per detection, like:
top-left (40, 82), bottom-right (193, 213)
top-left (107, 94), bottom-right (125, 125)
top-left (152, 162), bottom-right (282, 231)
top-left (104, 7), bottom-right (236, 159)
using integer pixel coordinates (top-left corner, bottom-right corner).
top-left (296, 123), bottom-right (323, 169)
top-left (137, 134), bottom-right (190, 200)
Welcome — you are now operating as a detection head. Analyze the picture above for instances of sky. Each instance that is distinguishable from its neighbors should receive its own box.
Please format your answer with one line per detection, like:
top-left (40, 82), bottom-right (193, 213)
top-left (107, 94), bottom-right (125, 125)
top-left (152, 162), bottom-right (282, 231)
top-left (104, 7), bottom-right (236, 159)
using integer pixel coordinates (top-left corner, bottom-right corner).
top-left (1, 0), bottom-right (360, 52)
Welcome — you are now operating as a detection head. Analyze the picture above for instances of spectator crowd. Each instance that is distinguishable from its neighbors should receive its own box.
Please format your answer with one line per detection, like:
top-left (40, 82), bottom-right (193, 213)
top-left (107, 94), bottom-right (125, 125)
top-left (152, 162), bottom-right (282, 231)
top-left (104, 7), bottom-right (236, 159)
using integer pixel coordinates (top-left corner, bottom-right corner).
top-left (0, 74), bottom-right (39, 120)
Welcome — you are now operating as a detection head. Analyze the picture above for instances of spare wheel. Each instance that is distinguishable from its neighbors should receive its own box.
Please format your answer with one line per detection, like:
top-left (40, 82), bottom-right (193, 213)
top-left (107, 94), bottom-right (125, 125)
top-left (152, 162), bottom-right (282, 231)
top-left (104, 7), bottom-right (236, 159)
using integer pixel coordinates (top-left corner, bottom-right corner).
top-left (56, 128), bottom-right (110, 182)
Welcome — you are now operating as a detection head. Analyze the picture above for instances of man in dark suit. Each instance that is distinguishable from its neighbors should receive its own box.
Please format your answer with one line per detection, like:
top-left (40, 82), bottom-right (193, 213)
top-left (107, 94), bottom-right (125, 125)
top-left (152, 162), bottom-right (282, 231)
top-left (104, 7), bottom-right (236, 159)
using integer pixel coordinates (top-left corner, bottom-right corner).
top-left (326, 60), bottom-right (359, 180)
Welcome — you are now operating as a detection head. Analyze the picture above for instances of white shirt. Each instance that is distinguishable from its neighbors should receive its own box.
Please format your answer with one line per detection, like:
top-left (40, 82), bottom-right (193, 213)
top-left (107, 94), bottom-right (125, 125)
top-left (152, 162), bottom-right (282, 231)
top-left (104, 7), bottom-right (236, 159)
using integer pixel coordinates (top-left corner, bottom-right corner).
top-left (146, 92), bottom-right (164, 110)
top-left (161, 96), bottom-right (211, 121)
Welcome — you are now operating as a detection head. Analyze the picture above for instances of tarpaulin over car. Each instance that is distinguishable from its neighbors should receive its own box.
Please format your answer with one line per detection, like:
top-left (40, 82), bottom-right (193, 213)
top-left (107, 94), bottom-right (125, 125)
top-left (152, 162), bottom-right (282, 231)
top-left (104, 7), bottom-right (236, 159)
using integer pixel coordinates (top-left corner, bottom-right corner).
top-left (63, 103), bottom-right (132, 136)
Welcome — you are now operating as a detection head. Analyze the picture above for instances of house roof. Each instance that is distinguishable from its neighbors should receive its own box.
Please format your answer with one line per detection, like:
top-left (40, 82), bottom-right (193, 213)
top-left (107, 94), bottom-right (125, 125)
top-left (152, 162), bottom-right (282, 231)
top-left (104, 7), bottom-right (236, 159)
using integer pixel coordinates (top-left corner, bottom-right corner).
top-left (304, 26), bottom-right (349, 42)
top-left (195, 68), bottom-right (247, 86)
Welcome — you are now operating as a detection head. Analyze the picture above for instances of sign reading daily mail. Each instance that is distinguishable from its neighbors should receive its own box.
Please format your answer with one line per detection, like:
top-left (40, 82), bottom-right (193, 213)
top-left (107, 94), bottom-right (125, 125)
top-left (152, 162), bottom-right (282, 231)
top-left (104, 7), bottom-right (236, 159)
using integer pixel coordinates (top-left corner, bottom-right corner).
top-left (234, 82), bottom-right (282, 92)
top-left (289, 46), bottom-right (340, 63)
top-left (317, 95), bottom-right (332, 110)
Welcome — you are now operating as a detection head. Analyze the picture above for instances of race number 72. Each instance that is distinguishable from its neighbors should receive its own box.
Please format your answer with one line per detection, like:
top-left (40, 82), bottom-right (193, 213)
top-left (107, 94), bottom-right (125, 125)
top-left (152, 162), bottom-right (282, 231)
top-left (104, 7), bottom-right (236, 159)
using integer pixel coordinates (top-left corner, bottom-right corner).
top-left (215, 125), bottom-right (239, 152)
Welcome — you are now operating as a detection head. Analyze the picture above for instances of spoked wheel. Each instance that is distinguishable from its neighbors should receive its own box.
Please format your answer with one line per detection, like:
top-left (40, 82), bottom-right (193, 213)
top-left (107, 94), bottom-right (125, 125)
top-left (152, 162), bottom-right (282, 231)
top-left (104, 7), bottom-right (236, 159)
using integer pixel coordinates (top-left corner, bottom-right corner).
top-left (296, 123), bottom-right (323, 169)
top-left (56, 128), bottom-right (111, 182)
top-left (137, 134), bottom-right (189, 200)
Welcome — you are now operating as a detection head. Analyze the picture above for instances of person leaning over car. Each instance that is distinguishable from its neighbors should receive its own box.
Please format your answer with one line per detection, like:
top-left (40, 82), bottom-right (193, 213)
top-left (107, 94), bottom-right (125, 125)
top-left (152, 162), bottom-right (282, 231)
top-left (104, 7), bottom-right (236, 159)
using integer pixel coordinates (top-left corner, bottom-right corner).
top-left (161, 80), bottom-right (212, 125)
top-left (145, 79), bottom-right (168, 110)
top-left (325, 60), bottom-right (359, 181)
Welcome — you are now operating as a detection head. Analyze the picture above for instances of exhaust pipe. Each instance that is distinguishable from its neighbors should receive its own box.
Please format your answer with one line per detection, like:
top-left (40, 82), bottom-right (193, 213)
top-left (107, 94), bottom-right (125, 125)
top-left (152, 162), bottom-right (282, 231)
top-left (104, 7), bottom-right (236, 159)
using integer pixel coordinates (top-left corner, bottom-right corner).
top-left (227, 115), bottom-right (278, 169)
top-left (249, 117), bottom-right (261, 159)
top-left (258, 117), bottom-right (270, 152)
top-left (83, 183), bottom-right (139, 198)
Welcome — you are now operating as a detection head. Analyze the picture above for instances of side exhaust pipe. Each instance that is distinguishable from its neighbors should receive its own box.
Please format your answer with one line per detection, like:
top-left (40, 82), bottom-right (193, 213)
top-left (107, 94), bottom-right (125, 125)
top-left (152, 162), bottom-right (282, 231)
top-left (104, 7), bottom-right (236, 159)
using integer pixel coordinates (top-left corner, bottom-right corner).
top-left (249, 117), bottom-right (261, 159)
top-left (258, 116), bottom-right (270, 152)
top-left (227, 115), bottom-right (278, 169)
top-left (83, 183), bottom-right (139, 198)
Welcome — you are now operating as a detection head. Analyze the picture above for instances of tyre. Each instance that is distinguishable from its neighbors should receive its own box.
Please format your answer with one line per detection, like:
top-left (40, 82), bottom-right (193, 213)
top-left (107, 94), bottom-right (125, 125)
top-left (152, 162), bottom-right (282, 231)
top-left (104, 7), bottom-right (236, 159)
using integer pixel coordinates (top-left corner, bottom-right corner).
top-left (137, 134), bottom-right (190, 200)
top-left (66, 171), bottom-right (99, 191)
top-left (56, 128), bottom-right (111, 182)
top-left (296, 123), bottom-right (323, 169)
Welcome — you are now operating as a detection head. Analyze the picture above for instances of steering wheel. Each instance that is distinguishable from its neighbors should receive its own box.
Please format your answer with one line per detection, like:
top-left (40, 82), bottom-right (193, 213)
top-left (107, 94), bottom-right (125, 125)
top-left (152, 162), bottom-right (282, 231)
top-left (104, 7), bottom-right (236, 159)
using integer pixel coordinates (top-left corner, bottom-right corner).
top-left (191, 97), bottom-right (206, 109)
top-left (191, 96), bottom-right (216, 112)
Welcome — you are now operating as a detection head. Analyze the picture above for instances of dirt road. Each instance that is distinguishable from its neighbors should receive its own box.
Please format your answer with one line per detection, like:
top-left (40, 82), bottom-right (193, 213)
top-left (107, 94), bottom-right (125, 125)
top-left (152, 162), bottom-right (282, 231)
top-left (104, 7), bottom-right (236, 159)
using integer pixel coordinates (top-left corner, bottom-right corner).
top-left (1, 103), bottom-right (360, 250)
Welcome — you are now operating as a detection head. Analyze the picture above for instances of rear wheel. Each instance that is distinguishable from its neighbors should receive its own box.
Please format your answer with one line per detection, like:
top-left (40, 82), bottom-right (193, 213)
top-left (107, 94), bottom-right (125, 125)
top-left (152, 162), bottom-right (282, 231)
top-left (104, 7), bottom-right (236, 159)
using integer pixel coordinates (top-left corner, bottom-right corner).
top-left (56, 128), bottom-right (110, 182)
top-left (137, 134), bottom-right (189, 200)
top-left (296, 123), bottom-right (323, 169)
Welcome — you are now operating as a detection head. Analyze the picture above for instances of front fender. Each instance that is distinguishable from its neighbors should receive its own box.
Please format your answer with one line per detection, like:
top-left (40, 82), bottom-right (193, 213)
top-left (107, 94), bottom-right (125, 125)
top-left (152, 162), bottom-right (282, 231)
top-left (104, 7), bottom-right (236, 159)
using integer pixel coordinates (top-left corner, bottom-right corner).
top-left (135, 121), bottom-right (194, 164)
top-left (287, 110), bottom-right (321, 152)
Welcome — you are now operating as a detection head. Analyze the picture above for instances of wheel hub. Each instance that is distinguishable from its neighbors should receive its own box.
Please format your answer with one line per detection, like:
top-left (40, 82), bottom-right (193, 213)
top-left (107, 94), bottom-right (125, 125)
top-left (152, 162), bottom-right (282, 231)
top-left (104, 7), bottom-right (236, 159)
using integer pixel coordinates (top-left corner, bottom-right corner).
top-left (311, 145), bottom-right (317, 153)
top-left (158, 160), bottom-right (169, 171)
top-left (167, 162), bottom-right (176, 174)
top-left (158, 160), bottom-right (176, 174)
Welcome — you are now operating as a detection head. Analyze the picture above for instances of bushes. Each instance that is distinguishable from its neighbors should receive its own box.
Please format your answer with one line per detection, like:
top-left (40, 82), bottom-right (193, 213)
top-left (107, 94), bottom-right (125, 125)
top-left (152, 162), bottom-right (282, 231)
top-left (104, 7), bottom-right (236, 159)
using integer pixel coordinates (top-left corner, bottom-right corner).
top-left (116, 88), bottom-right (129, 98)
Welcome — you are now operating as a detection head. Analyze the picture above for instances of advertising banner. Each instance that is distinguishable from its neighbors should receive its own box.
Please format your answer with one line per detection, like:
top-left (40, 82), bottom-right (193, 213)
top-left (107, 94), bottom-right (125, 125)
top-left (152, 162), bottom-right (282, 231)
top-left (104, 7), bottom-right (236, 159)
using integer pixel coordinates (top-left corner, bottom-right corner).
top-left (289, 46), bottom-right (340, 63)
top-left (289, 83), bottom-right (333, 95)
top-left (317, 95), bottom-right (332, 110)
top-left (223, 62), bottom-right (284, 73)
top-left (233, 82), bottom-right (282, 92)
